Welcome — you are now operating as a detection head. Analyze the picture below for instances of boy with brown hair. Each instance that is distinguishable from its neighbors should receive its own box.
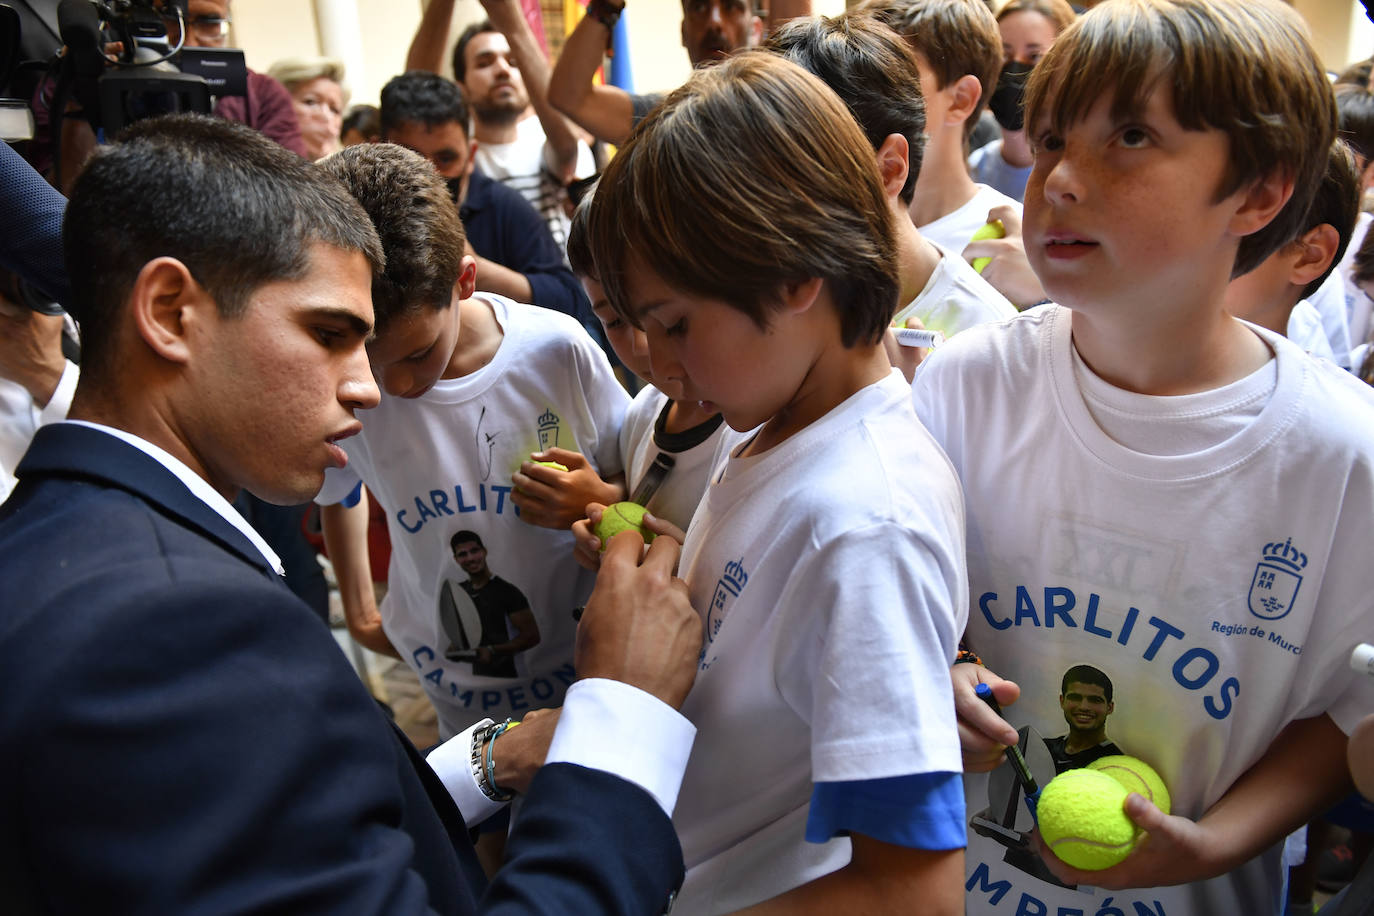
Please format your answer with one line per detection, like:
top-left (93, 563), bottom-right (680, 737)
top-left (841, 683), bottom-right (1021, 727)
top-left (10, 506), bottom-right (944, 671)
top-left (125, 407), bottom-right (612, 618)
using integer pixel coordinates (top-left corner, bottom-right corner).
top-left (856, 0), bottom-right (1018, 253)
top-left (587, 51), bottom-right (968, 916)
top-left (1225, 140), bottom-right (1362, 361)
top-left (912, 2), bottom-right (1374, 913)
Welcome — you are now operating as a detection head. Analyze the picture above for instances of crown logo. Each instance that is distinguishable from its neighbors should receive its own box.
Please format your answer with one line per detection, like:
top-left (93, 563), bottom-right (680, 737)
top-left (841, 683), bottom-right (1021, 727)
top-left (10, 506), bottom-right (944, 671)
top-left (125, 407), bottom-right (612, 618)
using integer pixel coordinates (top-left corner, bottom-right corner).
top-left (537, 408), bottom-right (560, 431)
top-left (723, 558), bottom-right (749, 593)
top-left (1262, 538), bottom-right (1307, 572)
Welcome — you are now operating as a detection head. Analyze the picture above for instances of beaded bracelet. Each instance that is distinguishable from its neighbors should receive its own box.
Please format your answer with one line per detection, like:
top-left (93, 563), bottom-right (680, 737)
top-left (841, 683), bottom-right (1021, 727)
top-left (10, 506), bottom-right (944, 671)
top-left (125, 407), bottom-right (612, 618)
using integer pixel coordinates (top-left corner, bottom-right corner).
top-left (955, 646), bottom-right (984, 666)
top-left (480, 718), bottom-right (520, 802)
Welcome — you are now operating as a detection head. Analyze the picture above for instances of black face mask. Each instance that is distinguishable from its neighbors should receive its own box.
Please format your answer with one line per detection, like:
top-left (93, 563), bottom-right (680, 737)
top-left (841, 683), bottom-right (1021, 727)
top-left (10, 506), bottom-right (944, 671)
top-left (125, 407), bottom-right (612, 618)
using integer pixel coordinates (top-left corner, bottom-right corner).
top-left (990, 60), bottom-right (1035, 132)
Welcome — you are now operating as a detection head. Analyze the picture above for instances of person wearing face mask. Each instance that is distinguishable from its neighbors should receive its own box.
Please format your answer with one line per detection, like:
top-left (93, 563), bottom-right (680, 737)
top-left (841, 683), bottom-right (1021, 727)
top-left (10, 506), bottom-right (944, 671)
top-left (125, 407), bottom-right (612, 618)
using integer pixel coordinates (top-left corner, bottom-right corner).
top-left (967, 0), bottom-right (1075, 202)
top-left (268, 57), bottom-right (348, 162)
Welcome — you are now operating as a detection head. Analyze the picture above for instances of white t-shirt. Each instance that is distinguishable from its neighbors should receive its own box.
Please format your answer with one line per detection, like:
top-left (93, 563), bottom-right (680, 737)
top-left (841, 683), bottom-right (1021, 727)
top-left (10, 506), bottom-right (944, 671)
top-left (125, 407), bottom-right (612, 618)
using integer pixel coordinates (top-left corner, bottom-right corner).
top-left (967, 139), bottom-right (1031, 203)
top-left (473, 115), bottom-right (595, 253)
top-left (1304, 270), bottom-right (1352, 368)
top-left (1339, 212), bottom-right (1372, 350)
top-left (671, 370), bottom-right (968, 915)
top-left (1287, 299), bottom-right (1337, 362)
top-left (318, 295), bottom-right (629, 738)
top-left (617, 385), bottom-right (741, 532)
top-left (892, 241), bottom-right (1017, 340)
top-left (919, 183), bottom-right (1022, 256)
top-left (912, 305), bottom-right (1374, 916)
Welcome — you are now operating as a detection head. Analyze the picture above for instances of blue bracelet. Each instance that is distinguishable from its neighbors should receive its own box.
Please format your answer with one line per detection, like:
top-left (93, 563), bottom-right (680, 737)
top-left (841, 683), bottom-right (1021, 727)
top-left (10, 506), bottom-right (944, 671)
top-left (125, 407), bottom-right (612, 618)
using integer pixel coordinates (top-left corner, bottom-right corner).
top-left (483, 719), bottom-right (516, 802)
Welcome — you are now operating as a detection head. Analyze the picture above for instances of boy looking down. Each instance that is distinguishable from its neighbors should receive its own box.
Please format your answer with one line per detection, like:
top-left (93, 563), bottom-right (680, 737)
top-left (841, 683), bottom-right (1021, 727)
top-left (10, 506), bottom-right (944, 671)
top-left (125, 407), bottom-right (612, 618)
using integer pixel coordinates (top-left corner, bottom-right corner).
top-left (587, 52), bottom-right (968, 915)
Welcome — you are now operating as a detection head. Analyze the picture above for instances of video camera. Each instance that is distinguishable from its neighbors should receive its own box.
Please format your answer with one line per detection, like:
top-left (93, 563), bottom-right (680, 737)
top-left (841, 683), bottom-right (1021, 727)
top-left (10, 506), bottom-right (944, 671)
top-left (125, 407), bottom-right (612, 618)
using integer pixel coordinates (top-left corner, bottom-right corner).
top-left (0, 0), bottom-right (247, 144)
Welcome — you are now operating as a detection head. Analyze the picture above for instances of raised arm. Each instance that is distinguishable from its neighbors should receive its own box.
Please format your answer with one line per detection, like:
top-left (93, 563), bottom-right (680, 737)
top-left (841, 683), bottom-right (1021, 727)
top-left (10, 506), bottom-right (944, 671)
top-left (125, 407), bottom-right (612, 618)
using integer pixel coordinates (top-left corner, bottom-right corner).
top-left (406, 0), bottom-right (457, 73)
top-left (481, 0), bottom-right (581, 182)
top-left (547, 0), bottom-right (637, 145)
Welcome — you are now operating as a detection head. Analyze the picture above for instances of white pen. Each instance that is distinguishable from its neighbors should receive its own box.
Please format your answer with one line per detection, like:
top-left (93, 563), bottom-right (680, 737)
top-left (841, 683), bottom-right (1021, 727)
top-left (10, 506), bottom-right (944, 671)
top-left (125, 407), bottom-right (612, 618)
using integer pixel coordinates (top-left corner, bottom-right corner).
top-left (894, 327), bottom-right (945, 349)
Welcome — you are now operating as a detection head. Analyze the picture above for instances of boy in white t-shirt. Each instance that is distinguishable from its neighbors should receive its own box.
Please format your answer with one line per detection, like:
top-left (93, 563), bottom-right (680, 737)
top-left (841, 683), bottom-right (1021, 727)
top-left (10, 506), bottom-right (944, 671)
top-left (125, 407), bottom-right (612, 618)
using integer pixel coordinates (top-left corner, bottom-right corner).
top-left (912, 3), bottom-right (1374, 914)
top-left (314, 144), bottom-right (629, 741)
top-left (1224, 141), bottom-right (1361, 363)
top-left (584, 53), bottom-right (968, 915)
top-left (765, 13), bottom-right (1015, 368)
top-left (856, 0), bottom-right (1020, 255)
top-left (559, 192), bottom-right (735, 536)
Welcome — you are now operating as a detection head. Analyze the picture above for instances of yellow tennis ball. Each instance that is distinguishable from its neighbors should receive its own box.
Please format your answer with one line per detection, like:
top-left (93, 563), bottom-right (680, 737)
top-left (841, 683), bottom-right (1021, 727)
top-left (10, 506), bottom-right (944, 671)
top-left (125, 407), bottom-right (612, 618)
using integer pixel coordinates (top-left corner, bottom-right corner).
top-left (534, 460), bottom-right (569, 472)
top-left (1088, 756), bottom-right (1172, 815)
top-left (1037, 768), bottom-right (1138, 870)
top-left (969, 219), bottom-right (1005, 274)
top-left (594, 502), bottom-right (656, 551)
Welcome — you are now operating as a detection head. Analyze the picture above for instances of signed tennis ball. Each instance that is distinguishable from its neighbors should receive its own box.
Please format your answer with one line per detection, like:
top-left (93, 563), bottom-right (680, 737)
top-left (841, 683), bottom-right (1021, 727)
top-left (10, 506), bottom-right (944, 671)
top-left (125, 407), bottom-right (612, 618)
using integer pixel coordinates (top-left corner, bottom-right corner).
top-left (1088, 755), bottom-right (1172, 815)
top-left (1037, 768), bottom-right (1138, 870)
top-left (969, 219), bottom-right (1005, 274)
top-left (594, 501), bottom-right (655, 551)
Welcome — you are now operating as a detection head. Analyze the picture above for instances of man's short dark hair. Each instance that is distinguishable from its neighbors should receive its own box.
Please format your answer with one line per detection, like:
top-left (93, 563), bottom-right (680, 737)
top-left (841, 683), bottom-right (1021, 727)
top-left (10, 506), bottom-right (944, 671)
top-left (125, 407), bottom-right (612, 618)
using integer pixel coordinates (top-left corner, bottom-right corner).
top-left (766, 13), bottom-right (927, 204)
top-left (450, 529), bottom-right (484, 552)
top-left (320, 144), bottom-right (467, 335)
top-left (380, 71), bottom-right (471, 138)
top-left (63, 114), bottom-right (383, 379)
top-left (452, 20), bottom-right (498, 83)
top-left (1061, 664), bottom-right (1113, 703)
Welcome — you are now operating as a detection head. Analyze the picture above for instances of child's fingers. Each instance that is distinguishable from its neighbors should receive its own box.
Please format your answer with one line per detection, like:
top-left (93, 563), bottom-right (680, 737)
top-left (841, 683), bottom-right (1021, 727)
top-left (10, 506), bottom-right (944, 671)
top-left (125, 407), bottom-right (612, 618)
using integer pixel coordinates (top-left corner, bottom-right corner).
top-left (641, 511), bottom-right (686, 546)
top-left (533, 446), bottom-right (588, 470)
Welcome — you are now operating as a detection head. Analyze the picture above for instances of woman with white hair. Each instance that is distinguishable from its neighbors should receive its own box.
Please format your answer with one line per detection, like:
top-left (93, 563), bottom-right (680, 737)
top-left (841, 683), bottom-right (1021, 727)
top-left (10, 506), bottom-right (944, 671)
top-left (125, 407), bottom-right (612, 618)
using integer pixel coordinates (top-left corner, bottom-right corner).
top-left (267, 57), bottom-right (348, 161)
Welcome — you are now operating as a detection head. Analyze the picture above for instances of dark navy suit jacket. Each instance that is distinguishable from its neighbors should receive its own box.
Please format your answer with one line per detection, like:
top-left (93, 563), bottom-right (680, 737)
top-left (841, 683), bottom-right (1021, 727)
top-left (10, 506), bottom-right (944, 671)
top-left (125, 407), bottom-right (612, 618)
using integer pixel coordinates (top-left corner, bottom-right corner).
top-left (0, 423), bottom-right (683, 914)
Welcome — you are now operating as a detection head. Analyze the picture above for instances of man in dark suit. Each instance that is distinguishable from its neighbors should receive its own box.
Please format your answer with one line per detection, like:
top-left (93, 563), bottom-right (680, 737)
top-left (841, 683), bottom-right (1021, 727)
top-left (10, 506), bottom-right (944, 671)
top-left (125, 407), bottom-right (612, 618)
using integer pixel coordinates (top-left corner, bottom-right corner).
top-left (0, 113), bottom-right (700, 914)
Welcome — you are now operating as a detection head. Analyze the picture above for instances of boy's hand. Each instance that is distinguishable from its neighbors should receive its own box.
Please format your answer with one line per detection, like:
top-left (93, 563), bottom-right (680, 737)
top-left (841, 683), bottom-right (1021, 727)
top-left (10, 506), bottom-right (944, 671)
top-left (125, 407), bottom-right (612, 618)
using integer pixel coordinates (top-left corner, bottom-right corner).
top-left (571, 502), bottom-right (607, 571)
top-left (575, 532), bottom-right (700, 709)
top-left (1033, 795), bottom-right (1212, 890)
top-left (882, 317), bottom-right (929, 383)
top-left (510, 447), bottom-right (625, 530)
top-left (571, 503), bottom-right (685, 572)
top-left (961, 205), bottom-right (1047, 310)
top-left (951, 662), bottom-right (1021, 771)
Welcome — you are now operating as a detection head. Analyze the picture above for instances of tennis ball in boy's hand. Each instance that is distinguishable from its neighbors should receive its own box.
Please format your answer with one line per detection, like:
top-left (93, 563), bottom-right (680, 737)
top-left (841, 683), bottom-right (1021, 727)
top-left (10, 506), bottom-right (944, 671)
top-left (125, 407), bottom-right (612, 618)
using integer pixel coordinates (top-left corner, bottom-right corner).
top-left (1088, 755), bottom-right (1172, 815)
top-left (594, 501), bottom-right (656, 552)
top-left (533, 460), bottom-right (569, 472)
top-left (969, 220), bottom-right (1006, 274)
top-left (1037, 768), bottom-right (1138, 870)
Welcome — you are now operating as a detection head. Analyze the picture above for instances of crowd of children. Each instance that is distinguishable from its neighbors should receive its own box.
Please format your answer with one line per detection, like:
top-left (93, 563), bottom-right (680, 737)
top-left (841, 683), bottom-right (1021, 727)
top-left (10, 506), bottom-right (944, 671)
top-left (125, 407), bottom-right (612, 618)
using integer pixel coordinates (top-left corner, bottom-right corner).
top-left (6, 0), bottom-right (1374, 913)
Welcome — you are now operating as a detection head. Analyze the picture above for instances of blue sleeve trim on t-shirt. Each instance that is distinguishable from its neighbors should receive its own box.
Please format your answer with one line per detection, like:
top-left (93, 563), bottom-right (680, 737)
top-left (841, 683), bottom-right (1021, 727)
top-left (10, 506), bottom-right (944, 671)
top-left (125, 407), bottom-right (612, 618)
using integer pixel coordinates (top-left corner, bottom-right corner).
top-left (340, 482), bottom-right (363, 509)
top-left (806, 772), bottom-right (966, 850)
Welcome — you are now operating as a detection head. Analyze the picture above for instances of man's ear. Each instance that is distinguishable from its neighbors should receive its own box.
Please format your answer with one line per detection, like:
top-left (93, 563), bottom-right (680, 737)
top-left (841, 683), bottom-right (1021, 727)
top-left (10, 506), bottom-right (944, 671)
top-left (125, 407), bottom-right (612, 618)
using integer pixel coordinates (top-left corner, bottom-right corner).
top-left (875, 133), bottom-right (911, 200)
top-left (456, 255), bottom-right (479, 300)
top-left (748, 14), bottom-right (764, 47)
top-left (128, 257), bottom-right (206, 365)
top-left (1287, 223), bottom-right (1341, 287)
top-left (1230, 170), bottom-right (1295, 239)
top-left (944, 74), bottom-right (984, 127)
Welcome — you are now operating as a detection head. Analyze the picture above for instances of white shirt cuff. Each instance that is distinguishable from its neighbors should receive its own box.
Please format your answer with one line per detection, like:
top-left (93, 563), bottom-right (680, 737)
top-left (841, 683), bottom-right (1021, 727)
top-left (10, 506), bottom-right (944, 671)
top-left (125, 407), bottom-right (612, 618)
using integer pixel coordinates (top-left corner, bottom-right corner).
top-left (36, 360), bottom-right (77, 425)
top-left (545, 678), bottom-right (696, 816)
top-left (425, 719), bottom-right (507, 828)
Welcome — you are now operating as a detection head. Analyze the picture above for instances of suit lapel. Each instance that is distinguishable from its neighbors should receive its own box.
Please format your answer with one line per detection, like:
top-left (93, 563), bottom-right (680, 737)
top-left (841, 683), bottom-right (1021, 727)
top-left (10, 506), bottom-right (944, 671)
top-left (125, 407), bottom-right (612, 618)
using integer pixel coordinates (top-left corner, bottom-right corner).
top-left (16, 423), bottom-right (279, 580)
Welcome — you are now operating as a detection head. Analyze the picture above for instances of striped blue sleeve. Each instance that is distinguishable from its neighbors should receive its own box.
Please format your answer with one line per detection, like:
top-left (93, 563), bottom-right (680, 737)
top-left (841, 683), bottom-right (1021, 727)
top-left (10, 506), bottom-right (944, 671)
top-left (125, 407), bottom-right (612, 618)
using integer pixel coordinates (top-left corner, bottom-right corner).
top-left (806, 772), bottom-right (966, 850)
